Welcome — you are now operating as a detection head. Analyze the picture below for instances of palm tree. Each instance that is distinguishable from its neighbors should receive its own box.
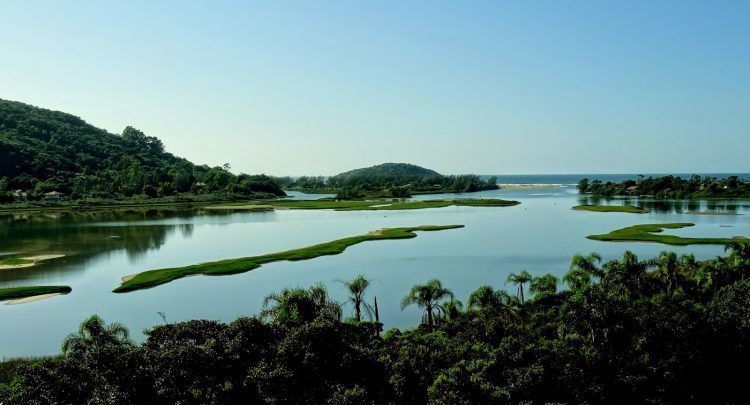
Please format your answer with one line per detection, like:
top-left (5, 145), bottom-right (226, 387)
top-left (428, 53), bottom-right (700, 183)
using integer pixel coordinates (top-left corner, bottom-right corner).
top-left (262, 283), bottom-right (341, 324)
top-left (603, 251), bottom-right (653, 298)
top-left (564, 253), bottom-right (604, 299)
top-left (400, 279), bottom-right (454, 328)
top-left (441, 299), bottom-right (464, 322)
top-left (656, 251), bottom-right (679, 296)
top-left (506, 270), bottom-right (532, 303)
top-left (468, 285), bottom-right (513, 311)
top-left (62, 314), bottom-right (130, 357)
top-left (725, 241), bottom-right (750, 279)
top-left (337, 274), bottom-right (375, 322)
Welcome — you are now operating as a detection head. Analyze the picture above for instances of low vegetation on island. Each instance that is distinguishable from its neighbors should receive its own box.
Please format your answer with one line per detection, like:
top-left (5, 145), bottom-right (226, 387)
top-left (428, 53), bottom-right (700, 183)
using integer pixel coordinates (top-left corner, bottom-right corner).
top-left (588, 223), bottom-right (748, 245)
top-left (572, 204), bottom-right (650, 214)
top-left (0, 286), bottom-right (72, 302)
top-left (212, 198), bottom-right (520, 211)
top-left (577, 175), bottom-right (750, 199)
top-left (114, 225), bottom-right (464, 293)
top-left (4, 245), bottom-right (750, 403)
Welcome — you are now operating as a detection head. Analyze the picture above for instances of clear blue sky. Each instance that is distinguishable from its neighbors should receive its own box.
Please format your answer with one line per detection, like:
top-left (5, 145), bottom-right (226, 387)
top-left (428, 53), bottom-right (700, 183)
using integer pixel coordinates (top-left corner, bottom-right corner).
top-left (2, 1), bottom-right (748, 175)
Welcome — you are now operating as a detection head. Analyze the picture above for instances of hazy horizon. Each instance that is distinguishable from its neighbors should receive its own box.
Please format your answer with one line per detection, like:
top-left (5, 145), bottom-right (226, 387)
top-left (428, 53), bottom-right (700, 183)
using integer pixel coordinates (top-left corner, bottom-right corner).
top-left (3, 1), bottom-right (748, 175)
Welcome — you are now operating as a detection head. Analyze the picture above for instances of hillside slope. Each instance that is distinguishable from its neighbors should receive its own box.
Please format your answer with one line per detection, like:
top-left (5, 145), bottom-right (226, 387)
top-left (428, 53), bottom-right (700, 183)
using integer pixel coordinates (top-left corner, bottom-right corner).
top-left (0, 99), bottom-right (283, 199)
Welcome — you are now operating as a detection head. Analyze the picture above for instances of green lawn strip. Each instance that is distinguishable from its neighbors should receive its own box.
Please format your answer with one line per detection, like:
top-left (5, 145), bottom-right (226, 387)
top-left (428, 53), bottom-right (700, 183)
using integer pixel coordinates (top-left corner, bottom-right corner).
top-left (113, 225), bottom-right (464, 293)
top-left (213, 199), bottom-right (520, 211)
top-left (0, 258), bottom-right (34, 266)
top-left (587, 223), bottom-right (749, 245)
top-left (573, 205), bottom-right (650, 214)
top-left (0, 286), bottom-right (72, 301)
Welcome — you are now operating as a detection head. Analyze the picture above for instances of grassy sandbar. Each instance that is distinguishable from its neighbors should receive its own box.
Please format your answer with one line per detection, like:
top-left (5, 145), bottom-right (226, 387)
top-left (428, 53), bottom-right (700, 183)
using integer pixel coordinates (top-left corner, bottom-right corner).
top-left (0, 286), bottom-right (72, 302)
top-left (587, 223), bottom-right (748, 246)
top-left (114, 225), bottom-right (464, 293)
top-left (573, 205), bottom-right (649, 214)
top-left (211, 199), bottom-right (519, 211)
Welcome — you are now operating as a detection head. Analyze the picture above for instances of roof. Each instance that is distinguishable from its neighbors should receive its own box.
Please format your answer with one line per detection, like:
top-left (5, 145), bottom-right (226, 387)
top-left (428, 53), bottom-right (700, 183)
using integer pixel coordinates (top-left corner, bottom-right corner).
top-left (44, 191), bottom-right (66, 196)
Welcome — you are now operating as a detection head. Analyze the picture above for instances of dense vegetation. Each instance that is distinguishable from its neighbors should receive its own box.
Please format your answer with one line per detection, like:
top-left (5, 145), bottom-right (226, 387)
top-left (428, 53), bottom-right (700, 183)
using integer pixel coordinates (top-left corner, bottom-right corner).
top-left (0, 99), bottom-right (285, 203)
top-left (3, 244), bottom-right (750, 403)
top-left (578, 175), bottom-right (750, 199)
top-left (274, 163), bottom-right (498, 198)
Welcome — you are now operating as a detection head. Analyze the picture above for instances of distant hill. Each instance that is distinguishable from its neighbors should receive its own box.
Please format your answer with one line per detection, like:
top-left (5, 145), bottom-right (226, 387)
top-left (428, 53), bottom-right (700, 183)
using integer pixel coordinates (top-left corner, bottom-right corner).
top-left (0, 99), bottom-right (283, 200)
top-left (324, 162), bottom-right (496, 198)
top-left (329, 163), bottom-right (441, 186)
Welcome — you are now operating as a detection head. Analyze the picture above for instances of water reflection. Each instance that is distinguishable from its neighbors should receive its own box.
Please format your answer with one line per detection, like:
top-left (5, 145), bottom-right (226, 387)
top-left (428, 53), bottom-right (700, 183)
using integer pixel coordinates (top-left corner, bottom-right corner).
top-left (0, 207), bottom-right (277, 284)
top-left (577, 196), bottom-right (744, 215)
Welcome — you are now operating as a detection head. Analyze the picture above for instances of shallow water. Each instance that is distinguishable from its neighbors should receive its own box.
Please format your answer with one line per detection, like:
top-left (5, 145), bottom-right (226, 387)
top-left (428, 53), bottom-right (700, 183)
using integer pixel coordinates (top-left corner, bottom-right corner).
top-left (1, 187), bottom-right (749, 357)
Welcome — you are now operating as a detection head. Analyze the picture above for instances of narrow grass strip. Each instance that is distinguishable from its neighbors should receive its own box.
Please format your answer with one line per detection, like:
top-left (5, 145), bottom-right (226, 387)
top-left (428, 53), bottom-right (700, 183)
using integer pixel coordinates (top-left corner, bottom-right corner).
top-left (210, 198), bottom-right (519, 211)
top-left (573, 205), bottom-right (649, 214)
top-left (587, 223), bottom-right (748, 245)
top-left (114, 225), bottom-right (464, 293)
top-left (0, 286), bottom-right (72, 301)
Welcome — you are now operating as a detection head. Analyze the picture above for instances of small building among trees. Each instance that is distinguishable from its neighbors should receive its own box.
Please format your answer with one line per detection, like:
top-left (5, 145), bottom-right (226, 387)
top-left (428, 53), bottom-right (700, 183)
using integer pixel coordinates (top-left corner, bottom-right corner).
top-left (43, 191), bottom-right (66, 201)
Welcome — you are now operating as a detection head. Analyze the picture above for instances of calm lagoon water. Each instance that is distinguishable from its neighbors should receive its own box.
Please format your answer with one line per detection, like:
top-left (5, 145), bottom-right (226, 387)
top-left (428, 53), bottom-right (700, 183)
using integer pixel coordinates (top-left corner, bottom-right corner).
top-left (1, 186), bottom-right (749, 357)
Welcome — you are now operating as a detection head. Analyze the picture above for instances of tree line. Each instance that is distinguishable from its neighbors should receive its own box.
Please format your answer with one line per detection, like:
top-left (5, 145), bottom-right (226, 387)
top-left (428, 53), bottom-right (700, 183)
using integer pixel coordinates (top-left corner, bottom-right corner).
top-left (578, 174), bottom-right (750, 199)
top-left (2, 243), bottom-right (750, 403)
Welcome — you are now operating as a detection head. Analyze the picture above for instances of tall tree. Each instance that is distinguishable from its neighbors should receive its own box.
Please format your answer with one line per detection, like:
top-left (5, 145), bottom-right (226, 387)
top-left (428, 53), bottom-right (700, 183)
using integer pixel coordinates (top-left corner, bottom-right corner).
top-left (338, 274), bottom-right (375, 322)
top-left (400, 279), bottom-right (455, 327)
top-left (261, 284), bottom-right (341, 324)
top-left (506, 270), bottom-right (533, 303)
top-left (61, 314), bottom-right (131, 357)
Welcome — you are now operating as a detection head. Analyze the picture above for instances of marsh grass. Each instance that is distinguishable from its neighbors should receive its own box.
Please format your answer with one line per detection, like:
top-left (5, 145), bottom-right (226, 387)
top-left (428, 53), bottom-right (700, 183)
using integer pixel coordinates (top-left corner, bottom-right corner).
top-left (587, 223), bottom-right (748, 245)
top-left (114, 225), bottom-right (465, 293)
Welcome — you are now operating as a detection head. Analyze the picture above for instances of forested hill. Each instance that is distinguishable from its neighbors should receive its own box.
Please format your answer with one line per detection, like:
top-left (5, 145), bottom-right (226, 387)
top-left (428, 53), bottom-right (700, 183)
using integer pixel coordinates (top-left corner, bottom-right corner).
top-left (322, 162), bottom-right (498, 197)
top-left (0, 99), bottom-right (283, 200)
top-left (329, 163), bottom-right (441, 185)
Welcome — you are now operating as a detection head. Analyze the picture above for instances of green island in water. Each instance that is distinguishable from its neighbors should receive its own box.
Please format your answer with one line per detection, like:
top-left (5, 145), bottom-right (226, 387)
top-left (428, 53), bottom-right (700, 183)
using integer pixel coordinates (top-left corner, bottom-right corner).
top-left (0, 286), bottom-right (72, 302)
top-left (588, 223), bottom-right (749, 245)
top-left (114, 225), bottom-right (464, 293)
top-left (572, 205), bottom-right (649, 214)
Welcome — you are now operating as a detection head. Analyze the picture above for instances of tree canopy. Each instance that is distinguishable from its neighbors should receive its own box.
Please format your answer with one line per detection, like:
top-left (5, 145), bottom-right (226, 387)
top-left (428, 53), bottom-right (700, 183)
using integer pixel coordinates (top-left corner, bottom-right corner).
top-left (0, 99), bottom-right (284, 201)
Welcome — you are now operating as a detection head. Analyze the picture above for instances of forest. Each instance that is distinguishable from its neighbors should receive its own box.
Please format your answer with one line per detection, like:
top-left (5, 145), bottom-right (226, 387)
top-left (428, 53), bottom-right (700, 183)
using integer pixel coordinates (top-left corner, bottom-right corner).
top-left (2, 242), bottom-right (750, 404)
top-left (578, 175), bottom-right (750, 199)
top-left (0, 99), bottom-right (285, 203)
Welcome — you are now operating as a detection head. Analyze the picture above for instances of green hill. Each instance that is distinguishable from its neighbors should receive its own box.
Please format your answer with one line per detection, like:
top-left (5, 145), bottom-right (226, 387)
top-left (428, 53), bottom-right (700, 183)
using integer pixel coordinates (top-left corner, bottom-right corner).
top-left (329, 163), bottom-right (441, 186)
top-left (0, 99), bottom-right (283, 201)
top-left (324, 162), bottom-right (497, 198)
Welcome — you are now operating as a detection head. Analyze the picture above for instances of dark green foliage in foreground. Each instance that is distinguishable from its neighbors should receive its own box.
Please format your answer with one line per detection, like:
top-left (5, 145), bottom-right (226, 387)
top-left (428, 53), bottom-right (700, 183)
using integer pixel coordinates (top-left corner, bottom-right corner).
top-left (113, 225), bottom-right (464, 293)
top-left (578, 174), bottom-right (750, 199)
top-left (588, 222), bottom-right (749, 245)
top-left (5, 245), bottom-right (750, 403)
top-left (0, 286), bottom-right (71, 301)
top-left (0, 99), bottom-right (284, 201)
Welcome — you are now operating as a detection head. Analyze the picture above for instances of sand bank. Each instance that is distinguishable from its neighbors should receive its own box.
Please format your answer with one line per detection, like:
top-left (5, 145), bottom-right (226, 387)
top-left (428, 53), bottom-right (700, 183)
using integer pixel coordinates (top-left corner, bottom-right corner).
top-left (0, 254), bottom-right (65, 270)
top-left (5, 293), bottom-right (64, 305)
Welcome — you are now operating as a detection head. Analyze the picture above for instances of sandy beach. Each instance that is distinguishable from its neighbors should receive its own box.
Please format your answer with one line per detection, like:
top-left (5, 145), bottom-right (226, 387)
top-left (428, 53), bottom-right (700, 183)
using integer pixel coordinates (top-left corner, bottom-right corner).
top-left (5, 292), bottom-right (65, 305)
top-left (499, 183), bottom-right (565, 190)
